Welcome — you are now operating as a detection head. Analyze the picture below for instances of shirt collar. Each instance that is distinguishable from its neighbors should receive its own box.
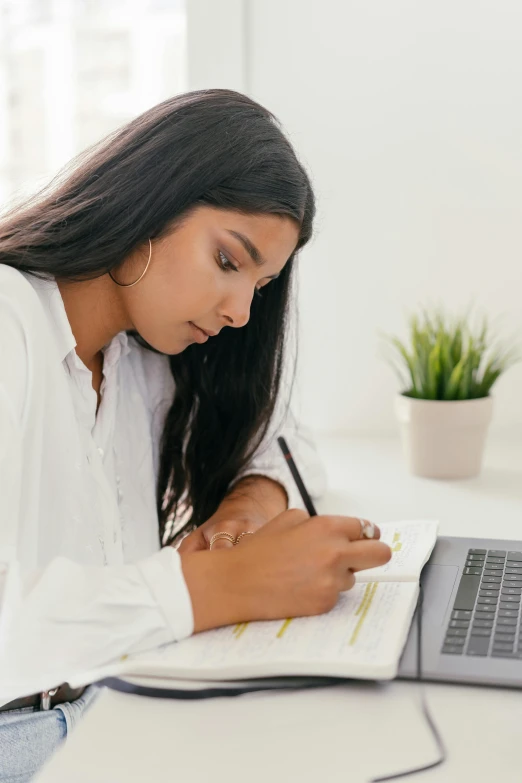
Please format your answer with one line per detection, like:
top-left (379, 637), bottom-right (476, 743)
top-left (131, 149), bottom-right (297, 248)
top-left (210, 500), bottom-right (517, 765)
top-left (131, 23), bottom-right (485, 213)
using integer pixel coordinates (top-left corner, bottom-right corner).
top-left (103, 330), bottom-right (131, 372)
top-left (24, 274), bottom-right (76, 362)
top-left (23, 273), bottom-right (132, 365)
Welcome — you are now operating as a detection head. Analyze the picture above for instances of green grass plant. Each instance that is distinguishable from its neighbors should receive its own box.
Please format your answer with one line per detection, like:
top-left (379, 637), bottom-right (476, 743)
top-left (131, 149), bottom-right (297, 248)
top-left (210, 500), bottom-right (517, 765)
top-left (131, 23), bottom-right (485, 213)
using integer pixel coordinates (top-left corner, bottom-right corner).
top-left (385, 308), bottom-right (519, 401)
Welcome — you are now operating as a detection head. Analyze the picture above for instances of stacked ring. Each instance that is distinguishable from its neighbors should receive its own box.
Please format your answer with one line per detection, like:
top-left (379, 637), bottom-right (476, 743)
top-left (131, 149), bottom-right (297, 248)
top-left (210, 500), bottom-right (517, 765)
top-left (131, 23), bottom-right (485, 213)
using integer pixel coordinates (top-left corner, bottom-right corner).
top-left (235, 531), bottom-right (255, 544)
top-left (209, 532), bottom-right (236, 550)
top-left (209, 531), bottom-right (256, 550)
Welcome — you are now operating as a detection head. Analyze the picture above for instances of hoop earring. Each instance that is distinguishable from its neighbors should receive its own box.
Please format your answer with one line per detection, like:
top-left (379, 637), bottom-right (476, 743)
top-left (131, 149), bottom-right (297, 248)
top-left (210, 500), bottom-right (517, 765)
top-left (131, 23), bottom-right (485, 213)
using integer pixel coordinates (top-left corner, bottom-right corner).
top-left (109, 238), bottom-right (152, 288)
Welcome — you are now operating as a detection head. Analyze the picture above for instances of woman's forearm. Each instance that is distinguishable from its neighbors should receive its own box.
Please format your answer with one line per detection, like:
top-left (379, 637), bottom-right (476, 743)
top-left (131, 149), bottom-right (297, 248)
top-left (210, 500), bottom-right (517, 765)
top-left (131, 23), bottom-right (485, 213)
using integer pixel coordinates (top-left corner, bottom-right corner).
top-left (214, 475), bottom-right (288, 526)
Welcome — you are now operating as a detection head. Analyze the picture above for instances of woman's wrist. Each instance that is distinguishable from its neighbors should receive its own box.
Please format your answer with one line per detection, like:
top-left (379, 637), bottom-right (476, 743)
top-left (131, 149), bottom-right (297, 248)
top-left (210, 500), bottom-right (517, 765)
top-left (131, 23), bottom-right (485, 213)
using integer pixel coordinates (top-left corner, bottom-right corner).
top-left (179, 477), bottom-right (289, 633)
top-left (180, 549), bottom-right (247, 633)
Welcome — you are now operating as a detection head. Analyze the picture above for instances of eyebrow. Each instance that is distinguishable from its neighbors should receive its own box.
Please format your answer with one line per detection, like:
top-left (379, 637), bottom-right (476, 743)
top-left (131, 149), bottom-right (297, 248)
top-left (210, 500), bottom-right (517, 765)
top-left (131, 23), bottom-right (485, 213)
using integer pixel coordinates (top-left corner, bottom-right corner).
top-left (225, 230), bottom-right (280, 280)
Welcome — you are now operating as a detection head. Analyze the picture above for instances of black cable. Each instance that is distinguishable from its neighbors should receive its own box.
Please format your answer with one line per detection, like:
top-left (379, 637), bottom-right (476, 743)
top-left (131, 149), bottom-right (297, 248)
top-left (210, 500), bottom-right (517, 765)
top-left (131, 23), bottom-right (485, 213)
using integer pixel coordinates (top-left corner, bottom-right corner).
top-left (369, 583), bottom-right (447, 782)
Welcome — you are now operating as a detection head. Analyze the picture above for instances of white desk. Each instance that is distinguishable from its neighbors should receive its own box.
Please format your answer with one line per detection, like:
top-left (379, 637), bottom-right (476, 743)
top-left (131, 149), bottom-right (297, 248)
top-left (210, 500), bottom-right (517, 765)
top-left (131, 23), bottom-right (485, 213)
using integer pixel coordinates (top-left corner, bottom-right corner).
top-left (36, 436), bottom-right (522, 783)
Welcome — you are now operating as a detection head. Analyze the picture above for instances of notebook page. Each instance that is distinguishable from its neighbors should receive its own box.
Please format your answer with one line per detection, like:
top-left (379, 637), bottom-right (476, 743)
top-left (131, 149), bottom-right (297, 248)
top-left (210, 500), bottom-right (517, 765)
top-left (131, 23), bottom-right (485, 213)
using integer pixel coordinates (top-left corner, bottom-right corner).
top-left (355, 520), bottom-right (438, 583)
top-left (120, 580), bottom-right (419, 682)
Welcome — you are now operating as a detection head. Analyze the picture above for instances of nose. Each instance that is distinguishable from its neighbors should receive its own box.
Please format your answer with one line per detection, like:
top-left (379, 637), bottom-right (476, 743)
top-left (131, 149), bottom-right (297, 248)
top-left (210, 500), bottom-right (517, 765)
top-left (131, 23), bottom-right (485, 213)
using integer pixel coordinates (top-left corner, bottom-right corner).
top-left (219, 289), bottom-right (253, 329)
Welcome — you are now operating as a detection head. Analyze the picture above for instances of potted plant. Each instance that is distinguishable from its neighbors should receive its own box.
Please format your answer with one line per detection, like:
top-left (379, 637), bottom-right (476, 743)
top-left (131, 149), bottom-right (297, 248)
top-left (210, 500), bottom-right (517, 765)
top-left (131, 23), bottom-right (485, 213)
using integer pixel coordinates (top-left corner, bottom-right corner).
top-left (385, 308), bottom-right (519, 479)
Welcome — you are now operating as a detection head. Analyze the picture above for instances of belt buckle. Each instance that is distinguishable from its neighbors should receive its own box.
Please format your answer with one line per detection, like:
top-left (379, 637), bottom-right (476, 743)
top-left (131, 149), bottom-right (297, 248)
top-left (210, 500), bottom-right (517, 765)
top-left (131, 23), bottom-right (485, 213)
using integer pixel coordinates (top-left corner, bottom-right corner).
top-left (40, 687), bottom-right (59, 711)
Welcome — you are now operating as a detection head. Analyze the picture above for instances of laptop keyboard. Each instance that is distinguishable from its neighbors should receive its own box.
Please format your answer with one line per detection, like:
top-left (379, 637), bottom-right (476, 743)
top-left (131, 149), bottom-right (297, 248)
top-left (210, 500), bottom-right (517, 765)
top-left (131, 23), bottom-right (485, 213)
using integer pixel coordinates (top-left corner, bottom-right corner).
top-left (442, 548), bottom-right (522, 658)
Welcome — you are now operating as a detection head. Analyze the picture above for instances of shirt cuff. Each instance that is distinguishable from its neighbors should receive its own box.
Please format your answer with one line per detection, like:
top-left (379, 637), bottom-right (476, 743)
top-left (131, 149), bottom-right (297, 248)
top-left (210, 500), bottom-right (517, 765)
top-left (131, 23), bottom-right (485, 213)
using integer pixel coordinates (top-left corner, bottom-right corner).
top-left (136, 547), bottom-right (194, 641)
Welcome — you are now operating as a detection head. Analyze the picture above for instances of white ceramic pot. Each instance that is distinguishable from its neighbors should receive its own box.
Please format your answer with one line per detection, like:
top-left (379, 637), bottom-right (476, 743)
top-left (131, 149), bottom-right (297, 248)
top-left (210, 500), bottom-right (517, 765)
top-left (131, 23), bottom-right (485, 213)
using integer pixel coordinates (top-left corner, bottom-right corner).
top-left (394, 394), bottom-right (494, 479)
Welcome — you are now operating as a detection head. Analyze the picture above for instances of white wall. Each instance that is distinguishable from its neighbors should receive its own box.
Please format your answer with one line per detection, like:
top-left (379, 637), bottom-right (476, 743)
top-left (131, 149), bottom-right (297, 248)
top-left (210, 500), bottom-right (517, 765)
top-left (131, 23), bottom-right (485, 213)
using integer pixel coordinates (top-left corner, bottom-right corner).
top-left (0, 1), bottom-right (187, 205)
top-left (189, 0), bottom-right (522, 438)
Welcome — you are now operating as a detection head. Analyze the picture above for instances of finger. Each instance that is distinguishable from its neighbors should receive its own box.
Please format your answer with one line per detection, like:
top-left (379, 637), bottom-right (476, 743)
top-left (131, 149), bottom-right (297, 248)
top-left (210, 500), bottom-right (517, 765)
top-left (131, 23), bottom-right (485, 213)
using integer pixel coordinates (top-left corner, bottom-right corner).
top-left (322, 515), bottom-right (381, 542)
top-left (255, 508), bottom-right (309, 537)
top-left (339, 569), bottom-right (356, 593)
top-left (210, 537), bottom-right (236, 550)
top-left (358, 518), bottom-right (381, 540)
top-left (342, 540), bottom-right (392, 571)
top-left (206, 519), bottom-right (260, 550)
top-left (234, 531), bottom-right (258, 546)
top-left (176, 530), bottom-right (206, 554)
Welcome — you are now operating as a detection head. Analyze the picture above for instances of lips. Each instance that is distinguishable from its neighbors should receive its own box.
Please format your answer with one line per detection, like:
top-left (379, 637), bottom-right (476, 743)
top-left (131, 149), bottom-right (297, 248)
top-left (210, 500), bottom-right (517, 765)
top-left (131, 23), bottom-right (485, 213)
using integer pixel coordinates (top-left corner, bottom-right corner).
top-left (189, 322), bottom-right (211, 343)
top-left (190, 323), bottom-right (218, 338)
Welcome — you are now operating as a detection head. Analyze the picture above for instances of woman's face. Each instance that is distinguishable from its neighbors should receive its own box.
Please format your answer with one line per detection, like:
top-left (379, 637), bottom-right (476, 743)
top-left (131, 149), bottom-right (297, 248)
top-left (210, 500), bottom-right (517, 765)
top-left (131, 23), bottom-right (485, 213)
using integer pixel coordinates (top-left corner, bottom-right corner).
top-left (116, 206), bottom-right (299, 355)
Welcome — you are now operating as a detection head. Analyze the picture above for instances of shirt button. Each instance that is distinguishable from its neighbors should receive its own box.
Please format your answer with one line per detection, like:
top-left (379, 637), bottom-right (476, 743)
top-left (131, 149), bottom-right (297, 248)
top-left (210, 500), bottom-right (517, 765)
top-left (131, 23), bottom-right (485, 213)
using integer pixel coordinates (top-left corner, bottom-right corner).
top-left (98, 447), bottom-right (104, 458)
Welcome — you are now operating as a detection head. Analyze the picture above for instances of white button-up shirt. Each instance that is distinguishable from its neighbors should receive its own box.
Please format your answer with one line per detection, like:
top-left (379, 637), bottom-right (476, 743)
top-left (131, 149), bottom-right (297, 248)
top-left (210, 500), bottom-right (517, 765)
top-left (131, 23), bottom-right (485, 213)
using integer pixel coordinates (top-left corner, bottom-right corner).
top-left (0, 265), bottom-right (326, 703)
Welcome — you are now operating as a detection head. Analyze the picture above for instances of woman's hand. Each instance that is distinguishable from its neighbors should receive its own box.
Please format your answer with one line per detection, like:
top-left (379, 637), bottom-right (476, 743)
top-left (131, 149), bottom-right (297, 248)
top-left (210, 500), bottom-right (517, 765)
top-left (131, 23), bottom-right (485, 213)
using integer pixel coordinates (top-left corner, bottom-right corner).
top-left (176, 513), bottom-right (267, 554)
top-left (180, 509), bottom-right (392, 633)
top-left (176, 475), bottom-right (289, 554)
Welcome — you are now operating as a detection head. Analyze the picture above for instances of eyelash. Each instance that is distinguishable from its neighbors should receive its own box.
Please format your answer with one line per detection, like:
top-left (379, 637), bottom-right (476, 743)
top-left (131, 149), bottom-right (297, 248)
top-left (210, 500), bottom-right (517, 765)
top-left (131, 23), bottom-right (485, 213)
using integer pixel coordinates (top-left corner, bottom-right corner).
top-left (217, 250), bottom-right (239, 273)
top-left (217, 250), bottom-right (263, 297)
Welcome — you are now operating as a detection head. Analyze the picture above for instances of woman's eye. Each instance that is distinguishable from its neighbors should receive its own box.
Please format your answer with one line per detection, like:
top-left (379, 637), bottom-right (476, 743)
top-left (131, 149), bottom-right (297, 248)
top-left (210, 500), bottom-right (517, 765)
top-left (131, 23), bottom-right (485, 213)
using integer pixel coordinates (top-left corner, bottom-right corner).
top-left (217, 250), bottom-right (239, 273)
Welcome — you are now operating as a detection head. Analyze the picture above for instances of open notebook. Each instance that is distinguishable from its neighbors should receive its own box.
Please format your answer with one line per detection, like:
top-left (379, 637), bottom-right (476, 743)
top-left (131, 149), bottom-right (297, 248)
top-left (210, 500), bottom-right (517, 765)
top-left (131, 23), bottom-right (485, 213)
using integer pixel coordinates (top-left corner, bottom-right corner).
top-left (89, 520), bottom-right (437, 687)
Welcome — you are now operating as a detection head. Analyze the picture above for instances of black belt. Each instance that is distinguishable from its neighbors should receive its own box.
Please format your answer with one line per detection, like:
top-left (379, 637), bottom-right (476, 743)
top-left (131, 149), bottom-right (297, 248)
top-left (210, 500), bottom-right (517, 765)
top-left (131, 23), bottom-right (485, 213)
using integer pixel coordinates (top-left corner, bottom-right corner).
top-left (0, 683), bottom-right (86, 712)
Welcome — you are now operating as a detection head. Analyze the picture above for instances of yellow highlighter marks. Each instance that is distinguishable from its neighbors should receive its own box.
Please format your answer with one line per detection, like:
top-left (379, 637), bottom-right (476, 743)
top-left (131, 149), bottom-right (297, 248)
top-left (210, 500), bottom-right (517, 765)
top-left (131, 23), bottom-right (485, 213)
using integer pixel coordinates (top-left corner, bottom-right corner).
top-left (355, 582), bottom-right (373, 616)
top-left (276, 618), bottom-right (293, 638)
top-left (233, 622), bottom-right (249, 639)
top-left (349, 582), bottom-right (378, 646)
top-left (392, 531), bottom-right (402, 552)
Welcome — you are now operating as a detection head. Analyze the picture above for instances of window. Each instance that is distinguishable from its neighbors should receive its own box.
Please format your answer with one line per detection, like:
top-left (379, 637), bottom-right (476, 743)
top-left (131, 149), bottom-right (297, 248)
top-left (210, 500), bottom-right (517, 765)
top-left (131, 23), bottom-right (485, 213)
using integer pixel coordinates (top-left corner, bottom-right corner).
top-left (0, 0), bottom-right (186, 205)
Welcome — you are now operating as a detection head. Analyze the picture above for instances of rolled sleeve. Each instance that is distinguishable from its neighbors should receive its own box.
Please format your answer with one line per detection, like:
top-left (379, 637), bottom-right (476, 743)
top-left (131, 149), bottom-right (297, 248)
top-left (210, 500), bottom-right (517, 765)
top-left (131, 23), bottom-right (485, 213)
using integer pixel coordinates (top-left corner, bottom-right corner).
top-left (0, 549), bottom-right (195, 702)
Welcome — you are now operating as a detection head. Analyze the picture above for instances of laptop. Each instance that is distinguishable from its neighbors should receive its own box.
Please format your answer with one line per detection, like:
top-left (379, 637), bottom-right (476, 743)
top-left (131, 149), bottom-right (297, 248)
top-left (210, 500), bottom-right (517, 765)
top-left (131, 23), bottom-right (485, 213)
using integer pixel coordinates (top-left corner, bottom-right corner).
top-left (399, 535), bottom-right (522, 688)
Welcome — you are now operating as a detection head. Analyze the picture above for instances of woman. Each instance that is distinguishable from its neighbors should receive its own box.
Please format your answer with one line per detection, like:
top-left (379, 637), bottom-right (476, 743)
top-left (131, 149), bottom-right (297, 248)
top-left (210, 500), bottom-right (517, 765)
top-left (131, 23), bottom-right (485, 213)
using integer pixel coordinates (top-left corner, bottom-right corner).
top-left (0, 89), bottom-right (391, 781)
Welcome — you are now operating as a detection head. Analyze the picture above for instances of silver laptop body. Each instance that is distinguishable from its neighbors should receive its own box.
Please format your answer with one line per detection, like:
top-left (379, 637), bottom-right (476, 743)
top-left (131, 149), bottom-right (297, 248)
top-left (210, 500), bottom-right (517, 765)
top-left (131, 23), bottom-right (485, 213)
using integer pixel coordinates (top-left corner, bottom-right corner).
top-left (399, 536), bottom-right (522, 688)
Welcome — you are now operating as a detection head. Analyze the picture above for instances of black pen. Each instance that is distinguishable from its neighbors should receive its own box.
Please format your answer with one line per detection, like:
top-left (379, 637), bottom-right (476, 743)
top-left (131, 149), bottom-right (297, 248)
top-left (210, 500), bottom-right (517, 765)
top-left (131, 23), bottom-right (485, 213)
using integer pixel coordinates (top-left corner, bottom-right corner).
top-left (277, 436), bottom-right (318, 517)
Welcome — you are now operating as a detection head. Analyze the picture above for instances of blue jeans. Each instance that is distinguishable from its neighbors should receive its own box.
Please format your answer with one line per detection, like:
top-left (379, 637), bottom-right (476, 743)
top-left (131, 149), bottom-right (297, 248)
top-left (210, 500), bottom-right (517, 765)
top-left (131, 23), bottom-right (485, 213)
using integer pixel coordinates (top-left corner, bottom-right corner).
top-left (0, 685), bottom-right (101, 783)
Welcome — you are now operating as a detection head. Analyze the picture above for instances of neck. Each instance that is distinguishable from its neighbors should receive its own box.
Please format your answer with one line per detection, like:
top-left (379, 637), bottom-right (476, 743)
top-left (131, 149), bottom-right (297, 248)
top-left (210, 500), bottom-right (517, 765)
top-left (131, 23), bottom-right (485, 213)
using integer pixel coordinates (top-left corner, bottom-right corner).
top-left (57, 275), bottom-right (131, 369)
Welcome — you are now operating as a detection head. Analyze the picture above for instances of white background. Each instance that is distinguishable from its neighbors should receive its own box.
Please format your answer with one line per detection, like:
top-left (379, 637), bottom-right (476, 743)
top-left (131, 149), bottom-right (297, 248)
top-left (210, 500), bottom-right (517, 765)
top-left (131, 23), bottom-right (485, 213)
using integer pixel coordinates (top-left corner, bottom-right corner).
top-left (188, 0), bottom-right (522, 438)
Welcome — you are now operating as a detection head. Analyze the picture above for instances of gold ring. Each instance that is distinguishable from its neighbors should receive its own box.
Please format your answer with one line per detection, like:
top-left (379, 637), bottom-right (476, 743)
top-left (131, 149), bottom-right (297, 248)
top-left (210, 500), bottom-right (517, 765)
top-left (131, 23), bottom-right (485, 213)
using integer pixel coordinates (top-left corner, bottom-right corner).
top-left (234, 531), bottom-right (256, 544)
top-left (358, 518), bottom-right (376, 540)
top-left (209, 532), bottom-right (236, 550)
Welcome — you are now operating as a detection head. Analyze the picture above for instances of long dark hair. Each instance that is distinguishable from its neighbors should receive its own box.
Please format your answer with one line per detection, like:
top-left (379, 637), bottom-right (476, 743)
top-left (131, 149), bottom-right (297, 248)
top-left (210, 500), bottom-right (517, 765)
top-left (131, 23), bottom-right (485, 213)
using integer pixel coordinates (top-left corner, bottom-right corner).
top-left (0, 89), bottom-right (315, 544)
